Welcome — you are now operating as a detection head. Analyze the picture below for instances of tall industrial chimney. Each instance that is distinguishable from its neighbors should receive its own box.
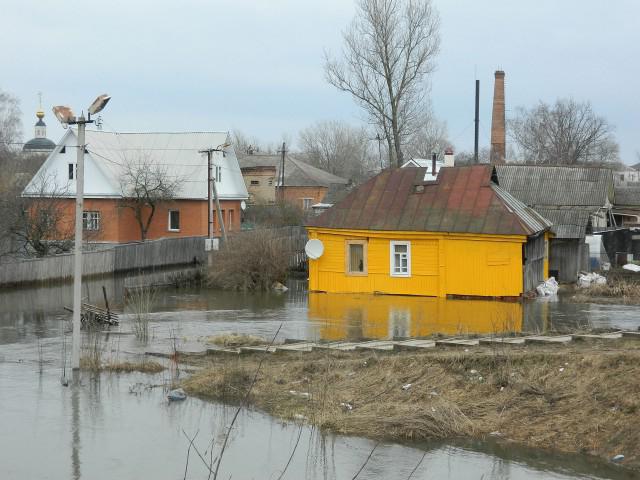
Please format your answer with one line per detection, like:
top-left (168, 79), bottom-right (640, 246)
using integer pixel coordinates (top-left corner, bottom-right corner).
top-left (490, 70), bottom-right (506, 164)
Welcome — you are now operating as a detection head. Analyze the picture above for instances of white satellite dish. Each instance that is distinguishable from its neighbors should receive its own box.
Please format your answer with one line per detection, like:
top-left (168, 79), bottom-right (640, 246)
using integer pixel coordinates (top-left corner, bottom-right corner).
top-left (305, 239), bottom-right (324, 260)
top-left (240, 200), bottom-right (247, 211)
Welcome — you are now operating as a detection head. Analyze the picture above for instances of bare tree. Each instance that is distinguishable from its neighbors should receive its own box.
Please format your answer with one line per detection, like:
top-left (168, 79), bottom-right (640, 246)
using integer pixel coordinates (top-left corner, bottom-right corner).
top-left (509, 98), bottom-right (619, 165)
top-left (325, 0), bottom-right (440, 168)
top-left (0, 89), bottom-right (22, 151)
top-left (2, 173), bottom-right (73, 257)
top-left (119, 156), bottom-right (181, 241)
top-left (404, 106), bottom-right (450, 160)
top-left (298, 120), bottom-right (376, 181)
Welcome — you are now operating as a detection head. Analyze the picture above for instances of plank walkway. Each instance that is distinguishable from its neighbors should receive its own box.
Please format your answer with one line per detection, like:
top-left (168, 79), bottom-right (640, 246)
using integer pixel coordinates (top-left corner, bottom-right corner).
top-left (148, 331), bottom-right (640, 358)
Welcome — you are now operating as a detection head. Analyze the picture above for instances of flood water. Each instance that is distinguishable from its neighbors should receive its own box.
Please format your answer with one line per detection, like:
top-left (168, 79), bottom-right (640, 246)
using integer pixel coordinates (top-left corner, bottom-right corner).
top-left (1, 270), bottom-right (639, 479)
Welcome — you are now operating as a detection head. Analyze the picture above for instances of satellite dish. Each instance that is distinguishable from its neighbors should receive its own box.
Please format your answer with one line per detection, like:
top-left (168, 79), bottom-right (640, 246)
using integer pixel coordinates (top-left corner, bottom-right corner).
top-left (240, 200), bottom-right (247, 211)
top-left (305, 239), bottom-right (324, 260)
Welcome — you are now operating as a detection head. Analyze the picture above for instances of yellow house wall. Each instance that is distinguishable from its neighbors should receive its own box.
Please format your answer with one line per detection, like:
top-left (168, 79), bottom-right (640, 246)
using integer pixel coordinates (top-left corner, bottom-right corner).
top-left (307, 228), bottom-right (526, 298)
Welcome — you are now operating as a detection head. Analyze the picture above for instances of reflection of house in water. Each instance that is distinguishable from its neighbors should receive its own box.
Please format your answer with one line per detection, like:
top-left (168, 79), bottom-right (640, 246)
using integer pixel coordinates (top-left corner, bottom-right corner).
top-left (308, 293), bottom-right (523, 341)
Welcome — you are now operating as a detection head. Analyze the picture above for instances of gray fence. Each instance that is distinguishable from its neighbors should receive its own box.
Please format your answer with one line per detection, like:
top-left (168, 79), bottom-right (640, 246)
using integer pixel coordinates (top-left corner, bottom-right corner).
top-left (0, 236), bottom-right (205, 287)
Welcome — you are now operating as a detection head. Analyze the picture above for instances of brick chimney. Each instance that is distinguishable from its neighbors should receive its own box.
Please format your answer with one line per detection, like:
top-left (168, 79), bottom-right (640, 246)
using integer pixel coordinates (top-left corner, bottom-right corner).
top-left (490, 70), bottom-right (506, 164)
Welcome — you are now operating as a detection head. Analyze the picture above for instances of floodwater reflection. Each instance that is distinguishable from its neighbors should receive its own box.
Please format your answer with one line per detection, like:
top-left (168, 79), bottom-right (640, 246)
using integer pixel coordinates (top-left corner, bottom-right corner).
top-left (309, 293), bottom-right (523, 341)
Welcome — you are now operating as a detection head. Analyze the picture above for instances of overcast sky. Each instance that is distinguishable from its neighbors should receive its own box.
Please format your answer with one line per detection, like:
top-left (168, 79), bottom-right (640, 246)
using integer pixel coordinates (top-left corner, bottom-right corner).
top-left (3, 0), bottom-right (639, 162)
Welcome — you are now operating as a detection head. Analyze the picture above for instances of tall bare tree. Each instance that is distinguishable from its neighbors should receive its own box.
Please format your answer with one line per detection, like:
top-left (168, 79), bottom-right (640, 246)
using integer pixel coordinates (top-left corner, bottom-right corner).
top-left (325, 0), bottom-right (440, 168)
top-left (119, 156), bottom-right (181, 241)
top-left (404, 106), bottom-right (450, 160)
top-left (0, 89), bottom-right (22, 152)
top-left (298, 120), bottom-right (376, 181)
top-left (509, 98), bottom-right (619, 165)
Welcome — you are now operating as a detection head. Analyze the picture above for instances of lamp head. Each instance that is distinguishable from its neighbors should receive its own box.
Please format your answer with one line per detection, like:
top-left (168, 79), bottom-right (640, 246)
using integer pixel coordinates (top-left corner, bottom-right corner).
top-left (88, 94), bottom-right (111, 115)
top-left (52, 105), bottom-right (75, 125)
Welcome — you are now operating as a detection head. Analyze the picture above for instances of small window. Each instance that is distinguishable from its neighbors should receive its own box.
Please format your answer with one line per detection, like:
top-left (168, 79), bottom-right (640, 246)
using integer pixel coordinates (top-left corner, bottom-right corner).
top-left (268, 178), bottom-right (274, 186)
top-left (620, 174), bottom-right (625, 181)
top-left (168, 210), bottom-right (180, 231)
top-left (345, 240), bottom-right (367, 275)
top-left (302, 198), bottom-right (313, 210)
top-left (82, 211), bottom-right (100, 231)
top-left (390, 241), bottom-right (411, 277)
top-left (215, 166), bottom-right (222, 183)
top-left (250, 180), bottom-right (260, 186)
top-left (228, 210), bottom-right (234, 230)
top-left (68, 163), bottom-right (75, 180)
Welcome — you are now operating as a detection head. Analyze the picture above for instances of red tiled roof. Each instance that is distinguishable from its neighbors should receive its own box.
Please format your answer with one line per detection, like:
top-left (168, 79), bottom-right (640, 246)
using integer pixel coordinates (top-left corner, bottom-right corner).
top-left (306, 165), bottom-right (551, 236)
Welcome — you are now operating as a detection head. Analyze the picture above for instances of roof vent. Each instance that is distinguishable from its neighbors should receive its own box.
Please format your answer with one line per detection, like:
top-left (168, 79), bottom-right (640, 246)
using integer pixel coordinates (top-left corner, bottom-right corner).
top-left (414, 184), bottom-right (425, 193)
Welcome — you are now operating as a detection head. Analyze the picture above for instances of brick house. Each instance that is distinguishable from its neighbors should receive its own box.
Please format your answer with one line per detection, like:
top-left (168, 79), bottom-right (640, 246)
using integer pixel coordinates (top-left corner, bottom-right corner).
top-left (238, 153), bottom-right (349, 210)
top-left (22, 130), bottom-right (248, 243)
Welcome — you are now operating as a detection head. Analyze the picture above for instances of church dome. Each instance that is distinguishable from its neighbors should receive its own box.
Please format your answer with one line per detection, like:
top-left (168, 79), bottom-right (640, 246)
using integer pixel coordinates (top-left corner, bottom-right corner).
top-left (23, 137), bottom-right (56, 152)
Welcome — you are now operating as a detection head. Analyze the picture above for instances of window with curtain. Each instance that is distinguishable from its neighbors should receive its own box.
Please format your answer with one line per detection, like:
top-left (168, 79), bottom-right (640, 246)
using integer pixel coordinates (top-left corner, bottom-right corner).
top-left (346, 240), bottom-right (367, 275)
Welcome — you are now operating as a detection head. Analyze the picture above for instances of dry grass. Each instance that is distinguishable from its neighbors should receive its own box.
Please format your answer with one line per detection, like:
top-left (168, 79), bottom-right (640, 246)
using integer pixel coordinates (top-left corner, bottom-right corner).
top-left (206, 333), bottom-right (267, 347)
top-left (79, 358), bottom-right (165, 373)
top-left (580, 280), bottom-right (640, 298)
top-left (207, 230), bottom-right (289, 291)
top-left (182, 341), bottom-right (640, 469)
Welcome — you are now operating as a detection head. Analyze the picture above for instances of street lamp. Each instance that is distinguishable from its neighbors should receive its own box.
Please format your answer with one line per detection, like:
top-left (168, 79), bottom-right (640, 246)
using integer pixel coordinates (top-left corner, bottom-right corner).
top-left (53, 94), bottom-right (111, 383)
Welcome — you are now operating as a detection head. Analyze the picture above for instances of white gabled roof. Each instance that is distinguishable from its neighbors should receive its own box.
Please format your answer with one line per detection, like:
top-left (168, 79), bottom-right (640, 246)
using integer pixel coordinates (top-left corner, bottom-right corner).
top-left (23, 129), bottom-right (249, 200)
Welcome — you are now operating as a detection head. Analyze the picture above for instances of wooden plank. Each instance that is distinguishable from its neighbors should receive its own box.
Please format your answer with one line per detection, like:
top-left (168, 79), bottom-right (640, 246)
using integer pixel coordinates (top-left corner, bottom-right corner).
top-left (206, 348), bottom-right (240, 356)
top-left (354, 341), bottom-right (397, 351)
top-left (275, 343), bottom-right (316, 352)
top-left (524, 335), bottom-right (572, 345)
top-left (239, 345), bottom-right (278, 354)
top-left (312, 342), bottom-right (360, 351)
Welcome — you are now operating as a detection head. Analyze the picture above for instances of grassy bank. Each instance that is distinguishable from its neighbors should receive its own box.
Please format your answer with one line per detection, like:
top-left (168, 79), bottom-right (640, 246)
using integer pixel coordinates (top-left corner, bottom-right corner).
top-left (572, 278), bottom-right (640, 305)
top-left (182, 340), bottom-right (640, 470)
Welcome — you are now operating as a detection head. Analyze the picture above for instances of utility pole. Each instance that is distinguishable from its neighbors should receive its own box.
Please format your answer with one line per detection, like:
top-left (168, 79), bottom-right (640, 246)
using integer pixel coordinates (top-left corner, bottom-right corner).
top-left (53, 94), bottom-right (110, 385)
top-left (474, 79), bottom-right (480, 164)
top-left (200, 145), bottom-right (228, 245)
top-left (278, 142), bottom-right (286, 201)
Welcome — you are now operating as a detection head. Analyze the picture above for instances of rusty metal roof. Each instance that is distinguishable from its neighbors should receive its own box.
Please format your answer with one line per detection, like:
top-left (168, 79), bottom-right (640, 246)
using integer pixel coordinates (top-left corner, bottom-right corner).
top-left (307, 165), bottom-right (551, 236)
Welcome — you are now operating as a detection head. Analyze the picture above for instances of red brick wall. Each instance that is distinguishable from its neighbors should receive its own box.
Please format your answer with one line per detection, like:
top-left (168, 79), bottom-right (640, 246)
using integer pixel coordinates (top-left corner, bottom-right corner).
top-left (279, 186), bottom-right (328, 210)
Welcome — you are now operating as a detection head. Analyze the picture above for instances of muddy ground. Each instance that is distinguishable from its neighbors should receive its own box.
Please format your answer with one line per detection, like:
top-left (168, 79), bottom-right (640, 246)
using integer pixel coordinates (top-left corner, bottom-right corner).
top-left (181, 338), bottom-right (640, 471)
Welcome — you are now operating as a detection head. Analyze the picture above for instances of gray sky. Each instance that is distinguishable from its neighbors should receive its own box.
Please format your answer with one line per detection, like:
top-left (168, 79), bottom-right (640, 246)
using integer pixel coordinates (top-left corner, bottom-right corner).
top-left (4, 0), bottom-right (639, 162)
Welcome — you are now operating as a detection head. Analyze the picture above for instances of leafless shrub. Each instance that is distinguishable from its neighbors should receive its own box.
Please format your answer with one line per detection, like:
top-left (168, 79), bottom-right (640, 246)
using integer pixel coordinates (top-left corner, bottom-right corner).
top-left (208, 230), bottom-right (288, 291)
top-left (126, 285), bottom-right (157, 341)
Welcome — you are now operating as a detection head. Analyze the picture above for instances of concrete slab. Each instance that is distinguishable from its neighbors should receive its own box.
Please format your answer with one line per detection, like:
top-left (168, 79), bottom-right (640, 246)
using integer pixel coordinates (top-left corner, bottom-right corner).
top-left (275, 343), bottom-right (316, 352)
top-left (435, 338), bottom-right (480, 347)
top-left (479, 337), bottom-right (527, 345)
top-left (393, 339), bottom-right (436, 350)
top-left (238, 345), bottom-right (278, 354)
top-left (524, 335), bottom-right (572, 345)
top-left (354, 341), bottom-right (397, 351)
top-left (622, 331), bottom-right (640, 339)
top-left (312, 342), bottom-right (360, 351)
top-left (572, 333), bottom-right (623, 341)
top-left (206, 348), bottom-right (240, 356)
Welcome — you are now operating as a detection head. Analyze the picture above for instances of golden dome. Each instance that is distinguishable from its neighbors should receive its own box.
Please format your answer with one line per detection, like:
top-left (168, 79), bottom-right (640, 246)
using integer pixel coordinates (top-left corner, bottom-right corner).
top-left (36, 109), bottom-right (45, 119)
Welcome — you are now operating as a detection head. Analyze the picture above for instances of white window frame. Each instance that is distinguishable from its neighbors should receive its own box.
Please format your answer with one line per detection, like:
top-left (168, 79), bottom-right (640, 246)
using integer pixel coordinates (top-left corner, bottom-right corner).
top-left (168, 210), bottom-right (180, 232)
top-left (82, 211), bottom-right (100, 231)
top-left (345, 240), bottom-right (368, 276)
top-left (390, 241), bottom-right (411, 277)
top-left (302, 198), bottom-right (314, 210)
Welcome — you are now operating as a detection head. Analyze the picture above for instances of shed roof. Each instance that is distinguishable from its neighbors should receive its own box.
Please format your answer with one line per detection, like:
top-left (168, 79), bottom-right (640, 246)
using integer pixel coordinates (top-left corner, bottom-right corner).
top-left (495, 165), bottom-right (613, 207)
top-left (238, 154), bottom-right (348, 187)
top-left (614, 186), bottom-right (640, 207)
top-left (307, 165), bottom-right (551, 236)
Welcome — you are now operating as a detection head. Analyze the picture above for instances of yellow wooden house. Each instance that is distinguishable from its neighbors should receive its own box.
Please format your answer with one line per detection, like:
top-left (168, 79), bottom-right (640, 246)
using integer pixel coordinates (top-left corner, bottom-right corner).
top-left (306, 165), bottom-right (552, 298)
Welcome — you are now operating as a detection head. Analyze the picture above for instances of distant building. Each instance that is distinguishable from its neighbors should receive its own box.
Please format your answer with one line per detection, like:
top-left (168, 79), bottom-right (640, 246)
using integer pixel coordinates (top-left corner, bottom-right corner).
top-left (22, 130), bottom-right (248, 243)
top-left (614, 165), bottom-right (640, 186)
top-left (306, 165), bottom-right (552, 298)
top-left (22, 107), bottom-right (56, 154)
top-left (238, 154), bottom-right (349, 210)
top-left (495, 165), bottom-right (614, 282)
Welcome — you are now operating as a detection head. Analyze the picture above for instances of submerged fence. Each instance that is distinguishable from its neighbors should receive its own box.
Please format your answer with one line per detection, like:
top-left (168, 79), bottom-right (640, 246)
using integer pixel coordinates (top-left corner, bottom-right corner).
top-left (0, 236), bottom-right (205, 287)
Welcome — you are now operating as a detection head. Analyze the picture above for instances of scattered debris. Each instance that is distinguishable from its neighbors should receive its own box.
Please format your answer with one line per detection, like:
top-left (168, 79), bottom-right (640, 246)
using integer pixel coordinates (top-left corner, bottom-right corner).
top-left (559, 367), bottom-right (565, 372)
top-left (577, 272), bottom-right (606, 288)
top-left (167, 388), bottom-right (187, 401)
top-left (429, 391), bottom-right (439, 396)
top-left (402, 383), bottom-right (412, 391)
top-left (469, 369), bottom-right (478, 374)
top-left (536, 277), bottom-right (559, 296)
top-left (489, 431), bottom-right (503, 437)
top-left (272, 282), bottom-right (289, 292)
top-left (289, 390), bottom-right (311, 399)
top-left (340, 402), bottom-right (354, 411)
top-left (293, 414), bottom-right (307, 422)
top-left (622, 264), bottom-right (640, 273)
top-left (611, 454), bottom-right (625, 463)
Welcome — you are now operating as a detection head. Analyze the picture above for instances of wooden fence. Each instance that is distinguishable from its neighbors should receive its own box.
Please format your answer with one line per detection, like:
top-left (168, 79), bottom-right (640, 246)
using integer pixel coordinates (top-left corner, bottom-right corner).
top-left (0, 236), bottom-right (205, 287)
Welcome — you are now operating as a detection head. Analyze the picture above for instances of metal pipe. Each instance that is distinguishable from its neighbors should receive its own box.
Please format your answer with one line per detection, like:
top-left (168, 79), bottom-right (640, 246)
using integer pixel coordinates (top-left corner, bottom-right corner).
top-left (474, 79), bottom-right (480, 164)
